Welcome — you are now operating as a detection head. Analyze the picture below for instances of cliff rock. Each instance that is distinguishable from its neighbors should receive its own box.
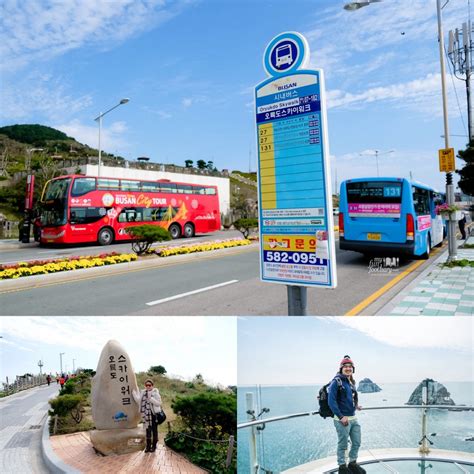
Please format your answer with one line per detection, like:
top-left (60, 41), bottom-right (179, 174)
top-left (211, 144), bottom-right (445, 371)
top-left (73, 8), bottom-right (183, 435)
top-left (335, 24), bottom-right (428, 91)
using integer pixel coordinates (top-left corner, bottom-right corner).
top-left (406, 379), bottom-right (455, 405)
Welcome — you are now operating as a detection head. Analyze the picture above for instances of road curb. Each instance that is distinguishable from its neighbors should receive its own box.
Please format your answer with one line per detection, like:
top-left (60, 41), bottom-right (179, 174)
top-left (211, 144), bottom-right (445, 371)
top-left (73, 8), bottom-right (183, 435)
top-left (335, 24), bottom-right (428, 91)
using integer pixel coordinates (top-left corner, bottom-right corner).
top-left (42, 416), bottom-right (81, 474)
top-left (0, 243), bottom-right (259, 293)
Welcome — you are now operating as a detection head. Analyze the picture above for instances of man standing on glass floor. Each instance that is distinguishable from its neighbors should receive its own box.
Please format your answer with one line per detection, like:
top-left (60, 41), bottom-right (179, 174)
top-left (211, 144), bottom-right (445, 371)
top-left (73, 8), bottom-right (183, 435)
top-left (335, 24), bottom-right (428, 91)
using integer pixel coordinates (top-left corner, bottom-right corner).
top-left (328, 355), bottom-right (365, 474)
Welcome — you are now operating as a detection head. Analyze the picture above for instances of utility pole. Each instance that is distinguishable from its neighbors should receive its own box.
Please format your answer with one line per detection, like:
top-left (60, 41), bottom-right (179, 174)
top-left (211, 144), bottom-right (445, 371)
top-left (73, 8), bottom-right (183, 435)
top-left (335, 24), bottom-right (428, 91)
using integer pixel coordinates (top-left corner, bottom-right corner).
top-left (72, 358), bottom-right (76, 373)
top-left (38, 359), bottom-right (43, 376)
top-left (448, 21), bottom-right (473, 141)
top-left (437, 0), bottom-right (457, 261)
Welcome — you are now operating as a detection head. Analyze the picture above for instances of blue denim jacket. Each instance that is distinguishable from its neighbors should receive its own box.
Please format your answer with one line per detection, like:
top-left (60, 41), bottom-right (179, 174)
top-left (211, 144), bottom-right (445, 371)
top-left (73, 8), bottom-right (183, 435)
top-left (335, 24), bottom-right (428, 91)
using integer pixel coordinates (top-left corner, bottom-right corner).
top-left (328, 374), bottom-right (357, 419)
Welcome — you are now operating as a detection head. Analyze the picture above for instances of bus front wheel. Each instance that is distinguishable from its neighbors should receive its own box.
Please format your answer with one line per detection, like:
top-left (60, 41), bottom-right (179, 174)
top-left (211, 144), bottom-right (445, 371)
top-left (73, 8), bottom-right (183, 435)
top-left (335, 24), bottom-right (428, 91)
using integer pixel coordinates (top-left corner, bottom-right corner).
top-left (169, 223), bottom-right (181, 239)
top-left (183, 223), bottom-right (195, 238)
top-left (98, 227), bottom-right (114, 246)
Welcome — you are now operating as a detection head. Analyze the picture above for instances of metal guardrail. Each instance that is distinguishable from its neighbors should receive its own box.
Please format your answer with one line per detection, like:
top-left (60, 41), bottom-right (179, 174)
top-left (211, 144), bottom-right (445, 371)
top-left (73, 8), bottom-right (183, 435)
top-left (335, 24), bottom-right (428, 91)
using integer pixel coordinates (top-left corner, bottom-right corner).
top-left (237, 405), bottom-right (474, 429)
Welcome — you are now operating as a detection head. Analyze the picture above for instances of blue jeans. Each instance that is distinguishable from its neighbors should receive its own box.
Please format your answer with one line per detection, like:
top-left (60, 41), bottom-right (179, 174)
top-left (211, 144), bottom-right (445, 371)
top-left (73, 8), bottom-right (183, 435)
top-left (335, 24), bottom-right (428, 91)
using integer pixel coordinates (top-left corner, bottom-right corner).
top-left (334, 418), bottom-right (361, 466)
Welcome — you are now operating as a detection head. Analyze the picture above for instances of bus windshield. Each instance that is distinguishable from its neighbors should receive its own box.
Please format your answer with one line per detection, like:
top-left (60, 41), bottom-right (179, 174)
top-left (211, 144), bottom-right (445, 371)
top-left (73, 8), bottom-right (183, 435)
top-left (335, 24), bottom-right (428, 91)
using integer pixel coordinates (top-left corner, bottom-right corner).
top-left (346, 180), bottom-right (402, 218)
top-left (41, 178), bottom-right (71, 226)
top-left (43, 178), bottom-right (71, 202)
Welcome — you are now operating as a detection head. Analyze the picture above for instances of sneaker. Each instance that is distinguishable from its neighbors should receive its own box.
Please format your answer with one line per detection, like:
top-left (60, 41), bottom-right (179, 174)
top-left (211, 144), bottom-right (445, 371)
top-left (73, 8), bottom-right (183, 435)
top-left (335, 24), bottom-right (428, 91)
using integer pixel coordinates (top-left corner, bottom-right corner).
top-left (338, 465), bottom-right (350, 473)
top-left (348, 461), bottom-right (366, 474)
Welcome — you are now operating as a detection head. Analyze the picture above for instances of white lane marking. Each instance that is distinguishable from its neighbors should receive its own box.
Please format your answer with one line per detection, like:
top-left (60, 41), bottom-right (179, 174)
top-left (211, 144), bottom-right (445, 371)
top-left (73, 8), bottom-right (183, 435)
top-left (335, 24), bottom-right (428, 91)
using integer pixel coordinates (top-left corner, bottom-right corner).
top-left (146, 280), bottom-right (239, 306)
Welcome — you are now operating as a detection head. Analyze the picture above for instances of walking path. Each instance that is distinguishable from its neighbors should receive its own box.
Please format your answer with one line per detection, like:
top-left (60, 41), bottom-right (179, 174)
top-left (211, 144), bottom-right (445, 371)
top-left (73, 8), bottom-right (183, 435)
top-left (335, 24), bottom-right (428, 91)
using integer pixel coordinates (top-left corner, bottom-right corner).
top-left (378, 237), bottom-right (474, 315)
top-left (49, 432), bottom-right (207, 473)
top-left (0, 384), bottom-right (57, 473)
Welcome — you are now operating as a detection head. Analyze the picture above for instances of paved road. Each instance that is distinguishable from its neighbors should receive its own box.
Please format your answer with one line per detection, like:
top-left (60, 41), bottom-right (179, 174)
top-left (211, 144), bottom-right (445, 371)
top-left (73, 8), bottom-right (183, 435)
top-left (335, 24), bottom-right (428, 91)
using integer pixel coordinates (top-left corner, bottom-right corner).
top-left (0, 384), bottom-right (58, 473)
top-left (0, 243), bottom-right (435, 315)
top-left (0, 230), bottom-right (243, 265)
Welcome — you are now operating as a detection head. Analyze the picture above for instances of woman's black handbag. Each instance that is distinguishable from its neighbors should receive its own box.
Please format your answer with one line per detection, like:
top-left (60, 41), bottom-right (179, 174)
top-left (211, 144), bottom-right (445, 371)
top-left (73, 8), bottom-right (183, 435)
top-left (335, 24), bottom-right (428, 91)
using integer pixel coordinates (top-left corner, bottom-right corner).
top-left (156, 409), bottom-right (167, 425)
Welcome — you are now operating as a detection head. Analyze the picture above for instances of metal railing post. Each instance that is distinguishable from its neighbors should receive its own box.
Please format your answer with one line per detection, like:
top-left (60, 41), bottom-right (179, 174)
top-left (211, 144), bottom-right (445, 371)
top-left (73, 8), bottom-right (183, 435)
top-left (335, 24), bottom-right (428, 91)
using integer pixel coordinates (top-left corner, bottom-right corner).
top-left (420, 383), bottom-right (430, 454)
top-left (226, 435), bottom-right (235, 468)
top-left (246, 392), bottom-right (259, 473)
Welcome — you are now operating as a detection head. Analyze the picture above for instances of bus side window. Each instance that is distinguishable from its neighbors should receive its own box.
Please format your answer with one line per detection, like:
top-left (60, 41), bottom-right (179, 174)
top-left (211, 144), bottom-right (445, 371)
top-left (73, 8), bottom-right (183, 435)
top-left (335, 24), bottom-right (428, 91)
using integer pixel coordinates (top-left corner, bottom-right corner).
top-left (412, 187), bottom-right (430, 215)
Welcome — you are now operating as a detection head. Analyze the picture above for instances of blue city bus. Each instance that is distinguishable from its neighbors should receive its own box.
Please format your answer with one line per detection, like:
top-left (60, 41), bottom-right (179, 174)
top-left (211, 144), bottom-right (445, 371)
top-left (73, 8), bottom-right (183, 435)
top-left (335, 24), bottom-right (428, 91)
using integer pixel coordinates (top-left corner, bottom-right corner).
top-left (339, 177), bottom-right (446, 259)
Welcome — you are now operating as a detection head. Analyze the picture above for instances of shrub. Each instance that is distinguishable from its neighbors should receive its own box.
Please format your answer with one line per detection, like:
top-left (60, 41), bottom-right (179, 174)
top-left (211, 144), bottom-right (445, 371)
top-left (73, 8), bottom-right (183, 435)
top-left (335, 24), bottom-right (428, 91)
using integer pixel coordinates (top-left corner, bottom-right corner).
top-left (171, 392), bottom-right (236, 437)
top-left (233, 218), bottom-right (258, 239)
top-left (127, 225), bottom-right (172, 254)
top-left (49, 394), bottom-right (84, 417)
top-left (165, 434), bottom-right (235, 473)
top-left (59, 379), bottom-right (75, 395)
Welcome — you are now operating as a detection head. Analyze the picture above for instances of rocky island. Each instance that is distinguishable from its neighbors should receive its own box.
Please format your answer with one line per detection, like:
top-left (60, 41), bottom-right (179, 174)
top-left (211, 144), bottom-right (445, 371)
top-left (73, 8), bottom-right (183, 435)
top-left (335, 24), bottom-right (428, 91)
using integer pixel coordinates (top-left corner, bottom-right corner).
top-left (357, 378), bottom-right (382, 393)
top-left (406, 379), bottom-right (455, 405)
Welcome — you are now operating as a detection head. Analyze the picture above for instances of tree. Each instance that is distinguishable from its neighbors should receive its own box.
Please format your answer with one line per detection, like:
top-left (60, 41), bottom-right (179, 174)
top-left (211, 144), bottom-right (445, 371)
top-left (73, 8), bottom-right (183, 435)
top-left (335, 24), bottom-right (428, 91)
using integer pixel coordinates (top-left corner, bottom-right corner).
top-left (196, 159), bottom-right (207, 170)
top-left (457, 140), bottom-right (474, 196)
top-left (184, 159), bottom-right (193, 168)
top-left (233, 218), bottom-right (258, 239)
top-left (149, 365), bottom-right (167, 375)
top-left (126, 225), bottom-right (172, 254)
top-left (193, 373), bottom-right (204, 384)
top-left (206, 160), bottom-right (214, 170)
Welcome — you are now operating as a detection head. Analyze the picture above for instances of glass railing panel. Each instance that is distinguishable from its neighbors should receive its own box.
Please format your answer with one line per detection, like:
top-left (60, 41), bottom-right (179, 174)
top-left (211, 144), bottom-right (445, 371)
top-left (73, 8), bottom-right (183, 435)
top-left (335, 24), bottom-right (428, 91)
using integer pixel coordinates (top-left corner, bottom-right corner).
top-left (238, 382), bottom-right (474, 473)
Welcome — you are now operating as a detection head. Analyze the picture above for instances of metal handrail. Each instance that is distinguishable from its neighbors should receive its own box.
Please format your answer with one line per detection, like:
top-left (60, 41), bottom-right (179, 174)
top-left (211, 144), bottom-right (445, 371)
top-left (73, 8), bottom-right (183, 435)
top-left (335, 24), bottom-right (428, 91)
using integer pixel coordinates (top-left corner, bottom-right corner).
top-left (238, 405), bottom-right (474, 429)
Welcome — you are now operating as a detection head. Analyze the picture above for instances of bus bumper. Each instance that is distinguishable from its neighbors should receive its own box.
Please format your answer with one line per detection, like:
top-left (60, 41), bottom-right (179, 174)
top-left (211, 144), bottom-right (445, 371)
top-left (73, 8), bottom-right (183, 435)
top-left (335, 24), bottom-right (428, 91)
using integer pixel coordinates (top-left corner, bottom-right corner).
top-left (340, 237), bottom-right (415, 256)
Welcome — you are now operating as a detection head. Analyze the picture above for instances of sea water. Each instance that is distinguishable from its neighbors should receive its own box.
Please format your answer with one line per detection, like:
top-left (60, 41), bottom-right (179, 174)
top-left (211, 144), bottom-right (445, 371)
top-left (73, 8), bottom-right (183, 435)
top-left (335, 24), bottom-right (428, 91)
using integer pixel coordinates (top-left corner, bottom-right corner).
top-left (237, 382), bottom-right (474, 473)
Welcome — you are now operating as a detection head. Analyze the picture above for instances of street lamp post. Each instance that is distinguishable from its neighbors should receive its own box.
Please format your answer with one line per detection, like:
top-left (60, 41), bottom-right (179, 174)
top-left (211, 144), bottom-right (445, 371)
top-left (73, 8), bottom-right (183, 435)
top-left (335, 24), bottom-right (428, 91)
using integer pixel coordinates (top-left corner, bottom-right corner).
top-left (360, 149), bottom-right (394, 176)
top-left (94, 98), bottom-right (130, 178)
top-left (59, 352), bottom-right (65, 375)
top-left (72, 358), bottom-right (76, 373)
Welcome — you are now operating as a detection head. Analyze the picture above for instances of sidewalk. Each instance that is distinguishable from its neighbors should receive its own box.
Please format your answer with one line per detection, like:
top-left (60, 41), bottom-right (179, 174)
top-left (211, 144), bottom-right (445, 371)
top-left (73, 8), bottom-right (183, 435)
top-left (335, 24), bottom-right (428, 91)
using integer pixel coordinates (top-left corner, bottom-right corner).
top-left (46, 430), bottom-right (207, 473)
top-left (0, 239), bottom-right (37, 251)
top-left (377, 237), bottom-right (474, 316)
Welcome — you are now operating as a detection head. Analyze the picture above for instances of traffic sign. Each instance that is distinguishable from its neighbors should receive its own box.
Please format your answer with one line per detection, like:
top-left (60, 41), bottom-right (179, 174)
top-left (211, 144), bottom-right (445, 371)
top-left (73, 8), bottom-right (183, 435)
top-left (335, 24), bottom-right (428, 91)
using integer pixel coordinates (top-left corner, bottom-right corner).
top-left (256, 32), bottom-right (337, 288)
top-left (438, 148), bottom-right (455, 172)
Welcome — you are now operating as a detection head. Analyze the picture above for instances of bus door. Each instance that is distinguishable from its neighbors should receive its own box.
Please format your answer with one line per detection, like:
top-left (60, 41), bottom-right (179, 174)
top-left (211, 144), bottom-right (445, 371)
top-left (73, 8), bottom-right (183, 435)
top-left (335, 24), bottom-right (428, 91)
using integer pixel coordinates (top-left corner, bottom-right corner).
top-left (345, 181), bottom-right (404, 244)
top-left (412, 186), bottom-right (431, 254)
top-left (430, 191), bottom-right (444, 246)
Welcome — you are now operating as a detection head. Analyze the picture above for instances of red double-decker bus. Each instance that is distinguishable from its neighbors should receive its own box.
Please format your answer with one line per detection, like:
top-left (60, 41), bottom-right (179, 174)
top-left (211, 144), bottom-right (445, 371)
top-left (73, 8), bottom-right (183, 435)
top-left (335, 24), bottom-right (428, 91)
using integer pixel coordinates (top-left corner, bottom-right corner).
top-left (39, 175), bottom-right (221, 245)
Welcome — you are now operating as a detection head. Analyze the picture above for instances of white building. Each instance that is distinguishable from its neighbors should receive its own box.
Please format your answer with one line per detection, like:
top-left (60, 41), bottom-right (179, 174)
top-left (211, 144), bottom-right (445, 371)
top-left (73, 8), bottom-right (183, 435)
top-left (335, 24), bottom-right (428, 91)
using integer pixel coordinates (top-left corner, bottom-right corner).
top-left (67, 164), bottom-right (231, 215)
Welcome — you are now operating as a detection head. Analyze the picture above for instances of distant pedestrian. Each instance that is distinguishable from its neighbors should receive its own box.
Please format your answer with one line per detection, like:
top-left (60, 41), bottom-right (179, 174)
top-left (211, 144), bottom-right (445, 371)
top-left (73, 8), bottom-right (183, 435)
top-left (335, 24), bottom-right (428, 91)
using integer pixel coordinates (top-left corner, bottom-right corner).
top-left (458, 211), bottom-right (468, 240)
top-left (59, 375), bottom-right (65, 391)
top-left (46, 374), bottom-right (51, 386)
top-left (133, 379), bottom-right (162, 453)
top-left (328, 355), bottom-right (365, 474)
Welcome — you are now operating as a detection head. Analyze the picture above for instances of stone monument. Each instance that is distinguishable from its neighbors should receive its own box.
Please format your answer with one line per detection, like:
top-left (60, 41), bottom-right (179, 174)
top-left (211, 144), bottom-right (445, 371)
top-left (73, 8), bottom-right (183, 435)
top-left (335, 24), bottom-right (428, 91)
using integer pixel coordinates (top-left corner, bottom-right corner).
top-left (90, 340), bottom-right (145, 455)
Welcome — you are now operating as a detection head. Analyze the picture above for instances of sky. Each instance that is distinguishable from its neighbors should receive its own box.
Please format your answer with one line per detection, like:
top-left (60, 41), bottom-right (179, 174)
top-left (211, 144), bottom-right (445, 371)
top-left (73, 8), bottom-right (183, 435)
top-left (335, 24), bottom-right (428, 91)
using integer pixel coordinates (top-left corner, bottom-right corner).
top-left (0, 316), bottom-right (237, 386)
top-left (1, 0), bottom-right (474, 192)
top-left (238, 317), bottom-right (474, 385)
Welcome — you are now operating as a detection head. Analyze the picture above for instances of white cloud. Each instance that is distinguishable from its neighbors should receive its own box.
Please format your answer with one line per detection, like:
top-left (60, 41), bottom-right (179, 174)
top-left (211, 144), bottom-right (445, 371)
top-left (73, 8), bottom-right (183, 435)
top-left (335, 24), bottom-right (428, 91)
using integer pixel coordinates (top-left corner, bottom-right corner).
top-left (336, 317), bottom-right (473, 352)
top-left (53, 119), bottom-right (129, 152)
top-left (0, 73), bottom-right (93, 122)
top-left (0, 338), bottom-right (33, 353)
top-left (182, 98), bottom-right (193, 108)
top-left (0, 0), bottom-right (194, 73)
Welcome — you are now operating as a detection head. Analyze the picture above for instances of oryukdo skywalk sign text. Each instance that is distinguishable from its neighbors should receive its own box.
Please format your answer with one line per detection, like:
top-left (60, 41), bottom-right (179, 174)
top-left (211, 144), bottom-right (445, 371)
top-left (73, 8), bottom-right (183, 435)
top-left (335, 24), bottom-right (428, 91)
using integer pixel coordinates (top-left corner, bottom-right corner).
top-left (256, 31), bottom-right (337, 288)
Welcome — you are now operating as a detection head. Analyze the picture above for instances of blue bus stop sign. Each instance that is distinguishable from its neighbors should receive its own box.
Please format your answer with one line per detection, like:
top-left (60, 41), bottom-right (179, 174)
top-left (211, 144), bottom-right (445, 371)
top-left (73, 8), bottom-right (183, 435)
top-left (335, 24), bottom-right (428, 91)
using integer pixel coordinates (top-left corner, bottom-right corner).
top-left (263, 32), bottom-right (310, 77)
top-left (256, 32), bottom-right (337, 288)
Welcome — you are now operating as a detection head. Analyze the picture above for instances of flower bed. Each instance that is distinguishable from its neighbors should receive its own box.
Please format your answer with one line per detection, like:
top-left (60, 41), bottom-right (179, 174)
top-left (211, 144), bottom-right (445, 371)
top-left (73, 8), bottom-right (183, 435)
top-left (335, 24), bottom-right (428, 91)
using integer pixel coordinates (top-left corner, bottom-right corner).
top-left (0, 252), bottom-right (137, 280)
top-left (152, 238), bottom-right (252, 257)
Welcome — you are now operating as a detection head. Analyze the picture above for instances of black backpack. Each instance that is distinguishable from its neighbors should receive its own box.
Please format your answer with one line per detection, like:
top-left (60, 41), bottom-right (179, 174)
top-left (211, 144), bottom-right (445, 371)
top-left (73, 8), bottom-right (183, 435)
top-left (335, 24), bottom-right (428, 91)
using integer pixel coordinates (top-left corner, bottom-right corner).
top-left (318, 377), bottom-right (343, 419)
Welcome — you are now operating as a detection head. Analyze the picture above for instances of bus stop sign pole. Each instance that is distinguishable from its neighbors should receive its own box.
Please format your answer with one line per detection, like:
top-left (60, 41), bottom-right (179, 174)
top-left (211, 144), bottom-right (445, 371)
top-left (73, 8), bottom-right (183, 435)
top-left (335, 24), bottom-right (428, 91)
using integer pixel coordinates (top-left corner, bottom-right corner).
top-left (287, 285), bottom-right (307, 316)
